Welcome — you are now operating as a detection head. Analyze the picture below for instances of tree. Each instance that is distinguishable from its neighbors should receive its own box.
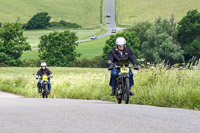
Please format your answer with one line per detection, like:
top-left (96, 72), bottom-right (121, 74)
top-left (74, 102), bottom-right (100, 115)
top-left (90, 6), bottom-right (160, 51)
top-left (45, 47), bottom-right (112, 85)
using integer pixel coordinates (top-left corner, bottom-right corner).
top-left (38, 30), bottom-right (80, 66)
top-left (102, 31), bottom-right (140, 64)
top-left (142, 17), bottom-right (184, 64)
top-left (126, 21), bottom-right (152, 50)
top-left (177, 9), bottom-right (200, 60)
top-left (0, 23), bottom-right (31, 66)
top-left (25, 12), bottom-right (51, 29)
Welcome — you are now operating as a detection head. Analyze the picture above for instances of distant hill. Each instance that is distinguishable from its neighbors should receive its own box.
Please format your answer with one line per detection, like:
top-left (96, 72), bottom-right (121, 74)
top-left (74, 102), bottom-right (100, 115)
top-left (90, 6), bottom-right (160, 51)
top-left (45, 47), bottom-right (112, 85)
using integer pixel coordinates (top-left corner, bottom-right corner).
top-left (0, 0), bottom-right (101, 26)
top-left (117, 0), bottom-right (200, 25)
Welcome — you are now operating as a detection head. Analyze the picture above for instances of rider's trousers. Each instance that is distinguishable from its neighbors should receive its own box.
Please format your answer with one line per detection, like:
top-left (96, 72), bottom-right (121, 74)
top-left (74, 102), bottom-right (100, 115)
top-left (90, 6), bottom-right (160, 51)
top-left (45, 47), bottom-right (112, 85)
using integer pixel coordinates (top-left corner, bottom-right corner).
top-left (37, 79), bottom-right (51, 91)
top-left (109, 68), bottom-right (134, 89)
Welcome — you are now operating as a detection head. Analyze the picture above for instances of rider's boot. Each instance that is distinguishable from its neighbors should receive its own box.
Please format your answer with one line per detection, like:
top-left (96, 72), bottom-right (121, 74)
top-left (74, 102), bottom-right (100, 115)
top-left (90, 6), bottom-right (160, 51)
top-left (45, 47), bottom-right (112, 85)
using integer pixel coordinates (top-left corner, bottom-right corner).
top-left (38, 89), bottom-right (41, 96)
top-left (129, 90), bottom-right (134, 96)
top-left (110, 88), bottom-right (115, 96)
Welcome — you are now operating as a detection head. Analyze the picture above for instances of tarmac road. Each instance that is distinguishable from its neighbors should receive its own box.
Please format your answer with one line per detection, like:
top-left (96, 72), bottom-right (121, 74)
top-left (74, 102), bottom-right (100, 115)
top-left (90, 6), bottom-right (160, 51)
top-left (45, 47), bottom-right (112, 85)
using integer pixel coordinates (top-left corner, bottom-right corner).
top-left (0, 91), bottom-right (200, 133)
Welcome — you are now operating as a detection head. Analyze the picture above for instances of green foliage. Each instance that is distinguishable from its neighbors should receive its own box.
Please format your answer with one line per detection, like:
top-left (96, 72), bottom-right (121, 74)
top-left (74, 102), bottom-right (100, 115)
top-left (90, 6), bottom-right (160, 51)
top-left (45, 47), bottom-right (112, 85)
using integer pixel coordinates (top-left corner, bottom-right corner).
top-left (142, 17), bottom-right (184, 64)
top-left (102, 31), bottom-right (140, 63)
top-left (177, 9), bottom-right (200, 60)
top-left (38, 30), bottom-right (80, 66)
top-left (0, 22), bottom-right (2, 28)
top-left (0, 23), bottom-right (31, 66)
top-left (126, 21), bottom-right (152, 49)
top-left (24, 12), bottom-right (51, 29)
top-left (49, 20), bottom-right (82, 29)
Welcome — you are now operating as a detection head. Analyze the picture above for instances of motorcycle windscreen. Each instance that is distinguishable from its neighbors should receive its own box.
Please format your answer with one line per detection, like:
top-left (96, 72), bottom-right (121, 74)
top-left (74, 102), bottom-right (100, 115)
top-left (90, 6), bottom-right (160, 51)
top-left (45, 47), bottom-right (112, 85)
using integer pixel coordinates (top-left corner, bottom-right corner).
top-left (119, 59), bottom-right (129, 66)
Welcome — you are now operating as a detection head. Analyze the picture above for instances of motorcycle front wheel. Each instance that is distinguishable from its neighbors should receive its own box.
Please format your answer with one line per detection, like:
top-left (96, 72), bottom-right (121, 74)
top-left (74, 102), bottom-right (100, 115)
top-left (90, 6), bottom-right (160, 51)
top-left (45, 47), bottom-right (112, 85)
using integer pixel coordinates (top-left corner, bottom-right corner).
top-left (42, 84), bottom-right (49, 98)
top-left (117, 95), bottom-right (122, 104)
top-left (124, 78), bottom-right (130, 104)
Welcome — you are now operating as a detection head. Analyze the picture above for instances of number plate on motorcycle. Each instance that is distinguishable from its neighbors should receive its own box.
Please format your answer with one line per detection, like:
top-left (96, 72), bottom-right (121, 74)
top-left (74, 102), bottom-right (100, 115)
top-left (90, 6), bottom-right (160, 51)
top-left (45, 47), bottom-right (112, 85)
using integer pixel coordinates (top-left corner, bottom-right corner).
top-left (120, 68), bottom-right (129, 73)
top-left (42, 76), bottom-right (48, 81)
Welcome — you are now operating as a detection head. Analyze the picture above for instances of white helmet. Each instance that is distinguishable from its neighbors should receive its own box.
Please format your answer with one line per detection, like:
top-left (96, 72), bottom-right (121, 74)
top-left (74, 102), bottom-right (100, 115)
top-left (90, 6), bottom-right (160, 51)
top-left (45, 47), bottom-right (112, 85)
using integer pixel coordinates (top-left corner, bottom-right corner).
top-left (115, 37), bottom-right (126, 46)
top-left (41, 62), bottom-right (47, 67)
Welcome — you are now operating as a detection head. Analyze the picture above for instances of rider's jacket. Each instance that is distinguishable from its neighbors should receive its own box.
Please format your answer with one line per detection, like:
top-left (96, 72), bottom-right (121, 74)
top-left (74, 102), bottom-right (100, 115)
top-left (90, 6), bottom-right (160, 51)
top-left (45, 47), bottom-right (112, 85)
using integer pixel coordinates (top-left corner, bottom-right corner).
top-left (36, 68), bottom-right (52, 80)
top-left (107, 47), bottom-right (137, 66)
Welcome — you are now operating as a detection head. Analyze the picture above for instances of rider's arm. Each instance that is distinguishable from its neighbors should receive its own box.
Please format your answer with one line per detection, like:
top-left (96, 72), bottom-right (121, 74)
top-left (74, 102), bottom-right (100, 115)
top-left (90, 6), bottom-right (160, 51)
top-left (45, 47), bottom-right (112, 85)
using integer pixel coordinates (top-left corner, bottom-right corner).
top-left (129, 50), bottom-right (139, 70)
top-left (107, 50), bottom-right (114, 64)
top-left (129, 50), bottom-right (137, 65)
top-left (47, 68), bottom-right (53, 78)
top-left (36, 69), bottom-right (41, 79)
top-left (107, 50), bottom-right (115, 70)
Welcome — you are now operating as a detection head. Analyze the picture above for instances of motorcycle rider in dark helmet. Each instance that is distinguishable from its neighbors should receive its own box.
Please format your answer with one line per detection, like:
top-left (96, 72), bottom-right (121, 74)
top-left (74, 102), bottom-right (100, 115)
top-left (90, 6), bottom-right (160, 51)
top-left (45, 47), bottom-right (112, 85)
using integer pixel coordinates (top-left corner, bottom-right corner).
top-left (36, 62), bottom-right (53, 94)
top-left (107, 37), bottom-right (139, 96)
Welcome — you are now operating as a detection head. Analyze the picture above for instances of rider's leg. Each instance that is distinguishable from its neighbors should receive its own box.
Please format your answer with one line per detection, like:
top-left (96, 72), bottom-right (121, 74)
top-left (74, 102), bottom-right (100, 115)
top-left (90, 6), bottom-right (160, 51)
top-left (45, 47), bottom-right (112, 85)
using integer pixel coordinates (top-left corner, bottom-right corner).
top-left (109, 68), bottom-right (119, 96)
top-left (129, 69), bottom-right (134, 95)
top-left (37, 79), bottom-right (42, 93)
top-left (48, 80), bottom-right (51, 94)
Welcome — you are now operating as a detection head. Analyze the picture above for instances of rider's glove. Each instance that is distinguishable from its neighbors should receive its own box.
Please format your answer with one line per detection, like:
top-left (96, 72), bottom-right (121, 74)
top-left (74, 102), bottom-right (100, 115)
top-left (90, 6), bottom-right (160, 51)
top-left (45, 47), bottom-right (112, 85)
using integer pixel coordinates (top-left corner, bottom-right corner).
top-left (108, 64), bottom-right (114, 70)
top-left (36, 75), bottom-right (39, 79)
top-left (50, 74), bottom-right (53, 78)
top-left (133, 64), bottom-right (139, 70)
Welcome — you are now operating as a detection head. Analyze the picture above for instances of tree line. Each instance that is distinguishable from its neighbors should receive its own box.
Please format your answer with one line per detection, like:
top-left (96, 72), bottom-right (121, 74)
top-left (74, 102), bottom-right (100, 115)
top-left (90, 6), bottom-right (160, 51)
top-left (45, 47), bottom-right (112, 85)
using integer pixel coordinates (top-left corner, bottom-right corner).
top-left (0, 10), bottom-right (200, 67)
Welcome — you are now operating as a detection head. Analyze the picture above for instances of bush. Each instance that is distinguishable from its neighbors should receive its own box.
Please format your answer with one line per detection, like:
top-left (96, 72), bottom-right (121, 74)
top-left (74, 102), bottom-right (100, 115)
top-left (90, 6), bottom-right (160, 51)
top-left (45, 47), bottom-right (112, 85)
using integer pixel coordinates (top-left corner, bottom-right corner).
top-left (142, 17), bottom-right (184, 65)
top-left (24, 12), bottom-right (51, 29)
top-left (49, 20), bottom-right (81, 29)
top-left (38, 30), bottom-right (80, 66)
top-left (126, 21), bottom-right (152, 50)
top-left (0, 23), bottom-right (31, 66)
top-left (177, 9), bottom-right (200, 61)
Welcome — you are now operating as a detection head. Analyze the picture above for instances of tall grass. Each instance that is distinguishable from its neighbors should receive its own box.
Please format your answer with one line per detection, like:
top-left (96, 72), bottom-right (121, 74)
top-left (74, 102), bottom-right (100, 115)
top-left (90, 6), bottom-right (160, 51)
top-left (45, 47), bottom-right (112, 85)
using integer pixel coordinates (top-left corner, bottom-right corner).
top-left (0, 66), bottom-right (200, 110)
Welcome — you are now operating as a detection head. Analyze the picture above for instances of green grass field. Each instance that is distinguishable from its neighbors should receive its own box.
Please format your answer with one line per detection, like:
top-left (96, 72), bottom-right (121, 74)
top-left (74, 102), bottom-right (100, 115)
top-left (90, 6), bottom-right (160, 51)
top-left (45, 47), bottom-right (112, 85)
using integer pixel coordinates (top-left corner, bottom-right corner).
top-left (24, 29), bottom-right (107, 48)
top-left (0, 0), bottom-right (102, 26)
top-left (78, 36), bottom-right (109, 59)
top-left (1, 66), bottom-right (200, 110)
top-left (21, 50), bottom-right (39, 60)
top-left (117, 0), bottom-right (200, 25)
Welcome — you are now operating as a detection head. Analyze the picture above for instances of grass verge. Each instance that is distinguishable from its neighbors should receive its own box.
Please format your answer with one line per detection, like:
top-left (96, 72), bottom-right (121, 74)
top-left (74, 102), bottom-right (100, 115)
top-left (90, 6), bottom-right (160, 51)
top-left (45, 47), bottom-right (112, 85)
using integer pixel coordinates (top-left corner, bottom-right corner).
top-left (1, 66), bottom-right (200, 110)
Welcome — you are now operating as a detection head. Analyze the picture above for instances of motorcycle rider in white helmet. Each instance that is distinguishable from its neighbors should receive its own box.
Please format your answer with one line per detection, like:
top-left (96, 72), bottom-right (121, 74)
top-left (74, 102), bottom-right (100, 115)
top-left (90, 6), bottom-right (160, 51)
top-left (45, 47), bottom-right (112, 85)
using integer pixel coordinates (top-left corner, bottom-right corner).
top-left (36, 62), bottom-right (53, 94)
top-left (107, 37), bottom-right (139, 96)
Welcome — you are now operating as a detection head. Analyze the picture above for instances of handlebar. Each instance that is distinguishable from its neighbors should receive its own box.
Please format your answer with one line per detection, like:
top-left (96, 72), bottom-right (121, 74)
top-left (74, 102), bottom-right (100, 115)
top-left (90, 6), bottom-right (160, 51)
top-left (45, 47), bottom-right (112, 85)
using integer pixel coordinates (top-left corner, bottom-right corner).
top-left (35, 75), bottom-right (53, 79)
top-left (108, 62), bottom-right (139, 70)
